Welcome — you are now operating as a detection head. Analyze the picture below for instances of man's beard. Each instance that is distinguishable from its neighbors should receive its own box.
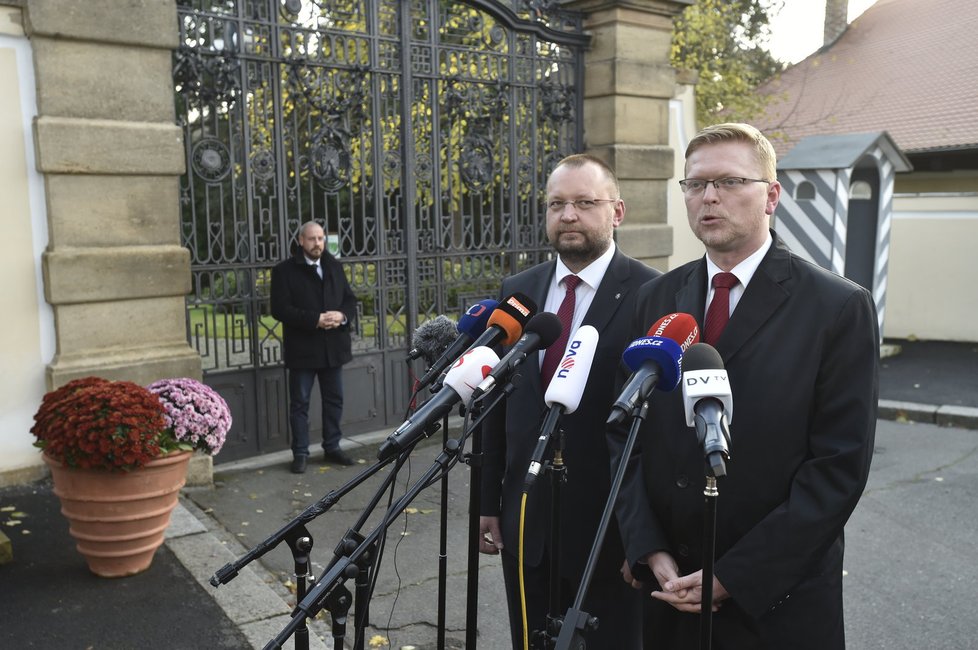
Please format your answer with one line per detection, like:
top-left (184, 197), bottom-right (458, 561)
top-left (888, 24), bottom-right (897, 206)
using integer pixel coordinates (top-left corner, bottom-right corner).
top-left (552, 233), bottom-right (610, 267)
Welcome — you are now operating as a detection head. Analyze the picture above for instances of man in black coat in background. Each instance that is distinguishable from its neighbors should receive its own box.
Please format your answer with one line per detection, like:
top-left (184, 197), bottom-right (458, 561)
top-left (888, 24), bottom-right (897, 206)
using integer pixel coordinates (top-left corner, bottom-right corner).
top-left (271, 221), bottom-right (358, 473)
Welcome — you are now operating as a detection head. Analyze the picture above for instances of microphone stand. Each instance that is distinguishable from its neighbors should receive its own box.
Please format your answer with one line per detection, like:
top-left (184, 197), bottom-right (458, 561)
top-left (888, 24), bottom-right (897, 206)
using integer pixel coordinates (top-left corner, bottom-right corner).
top-left (554, 397), bottom-right (651, 650)
top-left (542, 421), bottom-right (567, 649)
top-left (696, 407), bottom-right (729, 650)
top-left (700, 469), bottom-right (721, 650)
top-left (265, 435), bottom-right (469, 650)
top-left (518, 401), bottom-right (568, 649)
top-left (437, 408), bottom-right (449, 650)
top-left (209, 436), bottom-right (416, 650)
top-left (461, 383), bottom-right (517, 650)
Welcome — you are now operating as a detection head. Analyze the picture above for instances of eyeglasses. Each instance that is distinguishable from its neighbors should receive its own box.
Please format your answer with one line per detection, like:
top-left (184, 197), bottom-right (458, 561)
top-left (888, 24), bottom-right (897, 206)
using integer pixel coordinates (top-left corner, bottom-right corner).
top-left (546, 198), bottom-right (619, 213)
top-left (678, 177), bottom-right (770, 195)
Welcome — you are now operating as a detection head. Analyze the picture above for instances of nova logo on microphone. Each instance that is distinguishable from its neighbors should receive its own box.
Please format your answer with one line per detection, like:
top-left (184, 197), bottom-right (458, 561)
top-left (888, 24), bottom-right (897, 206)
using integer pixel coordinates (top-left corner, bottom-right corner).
top-left (466, 302), bottom-right (489, 318)
top-left (556, 339), bottom-right (583, 379)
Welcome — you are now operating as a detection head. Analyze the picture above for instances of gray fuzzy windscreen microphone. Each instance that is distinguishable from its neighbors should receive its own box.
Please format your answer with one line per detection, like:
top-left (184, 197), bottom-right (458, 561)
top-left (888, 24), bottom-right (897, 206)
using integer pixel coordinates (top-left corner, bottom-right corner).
top-left (407, 315), bottom-right (459, 366)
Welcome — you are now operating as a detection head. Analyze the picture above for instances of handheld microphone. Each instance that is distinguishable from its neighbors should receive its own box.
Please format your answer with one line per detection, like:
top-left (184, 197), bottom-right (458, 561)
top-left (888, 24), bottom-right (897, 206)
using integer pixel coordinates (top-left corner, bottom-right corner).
top-left (407, 316), bottom-right (458, 365)
top-left (606, 312), bottom-right (700, 424)
top-left (682, 342), bottom-right (733, 477)
top-left (416, 299), bottom-right (498, 388)
top-left (377, 346), bottom-right (500, 461)
top-left (524, 326), bottom-right (599, 492)
top-left (471, 312), bottom-right (563, 400)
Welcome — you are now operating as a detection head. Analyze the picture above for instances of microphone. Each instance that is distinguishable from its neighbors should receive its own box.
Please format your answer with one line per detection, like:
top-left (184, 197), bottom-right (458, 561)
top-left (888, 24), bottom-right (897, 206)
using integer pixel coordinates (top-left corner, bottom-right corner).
top-left (682, 342), bottom-right (733, 477)
top-left (377, 346), bottom-right (500, 461)
top-left (471, 312), bottom-right (563, 400)
top-left (415, 299), bottom-right (499, 388)
top-left (420, 292), bottom-right (537, 388)
top-left (606, 312), bottom-right (700, 424)
top-left (407, 315), bottom-right (458, 365)
top-left (524, 325), bottom-right (599, 492)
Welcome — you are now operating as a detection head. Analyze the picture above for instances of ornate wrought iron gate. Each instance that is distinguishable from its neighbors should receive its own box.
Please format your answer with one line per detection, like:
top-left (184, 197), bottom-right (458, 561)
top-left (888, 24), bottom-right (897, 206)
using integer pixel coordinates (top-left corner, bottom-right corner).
top-left (174, 0), bottom-right (587, 462)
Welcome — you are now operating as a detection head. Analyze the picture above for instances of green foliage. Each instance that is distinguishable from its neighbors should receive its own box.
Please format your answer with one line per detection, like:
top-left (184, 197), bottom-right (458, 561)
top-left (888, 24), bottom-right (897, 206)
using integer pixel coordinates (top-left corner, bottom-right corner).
top-left (671, 0), bottom-right (784, 127)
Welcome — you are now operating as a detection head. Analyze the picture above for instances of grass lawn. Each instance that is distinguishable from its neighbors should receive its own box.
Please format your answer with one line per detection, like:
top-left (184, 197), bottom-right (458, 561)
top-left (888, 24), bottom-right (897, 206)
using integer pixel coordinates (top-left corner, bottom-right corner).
top-left (186, 304), bottom-right (405, 340)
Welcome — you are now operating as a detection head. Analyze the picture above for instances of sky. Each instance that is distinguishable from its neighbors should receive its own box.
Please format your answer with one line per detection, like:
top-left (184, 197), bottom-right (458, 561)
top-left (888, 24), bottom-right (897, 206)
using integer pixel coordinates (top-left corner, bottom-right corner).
top-left (767, 0), bottom-right (878, 64)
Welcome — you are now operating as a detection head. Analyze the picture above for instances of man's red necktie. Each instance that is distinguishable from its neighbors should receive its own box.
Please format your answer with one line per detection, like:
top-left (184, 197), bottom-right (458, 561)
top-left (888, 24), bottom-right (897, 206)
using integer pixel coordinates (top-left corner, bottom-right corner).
top-left (704, 272), bottom-right (739, 346)
top-left (541, 275), bottom-right (581, 389)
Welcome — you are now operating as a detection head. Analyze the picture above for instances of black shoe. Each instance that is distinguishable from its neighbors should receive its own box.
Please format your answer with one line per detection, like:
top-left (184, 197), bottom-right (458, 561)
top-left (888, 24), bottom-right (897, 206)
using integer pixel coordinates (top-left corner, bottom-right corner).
top-left (290, 455), bottom-right (307, 474)
top-left (323, 448), bottom-right (355, 466)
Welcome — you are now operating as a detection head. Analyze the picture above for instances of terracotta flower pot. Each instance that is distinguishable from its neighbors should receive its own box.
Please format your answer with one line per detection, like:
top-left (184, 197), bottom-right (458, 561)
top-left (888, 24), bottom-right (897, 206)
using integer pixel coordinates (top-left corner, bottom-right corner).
top-left (43, 450), bottom-right (192, 578)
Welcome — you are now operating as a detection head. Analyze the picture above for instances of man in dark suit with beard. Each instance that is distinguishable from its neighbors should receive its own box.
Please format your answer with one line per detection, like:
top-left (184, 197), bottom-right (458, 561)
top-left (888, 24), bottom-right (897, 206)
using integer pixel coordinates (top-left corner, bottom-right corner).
top-left (479, 154), bottom-right (660, 649)
top-left (612, 123), bottom-right (879, 649)
top-left (271, 221), bottom-right (358, 474)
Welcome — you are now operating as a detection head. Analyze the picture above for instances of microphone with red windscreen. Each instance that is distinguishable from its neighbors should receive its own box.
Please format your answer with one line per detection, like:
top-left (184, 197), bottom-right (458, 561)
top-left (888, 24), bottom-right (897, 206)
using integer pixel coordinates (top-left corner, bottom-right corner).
top-left (606, 312), bottom-right (700, 424)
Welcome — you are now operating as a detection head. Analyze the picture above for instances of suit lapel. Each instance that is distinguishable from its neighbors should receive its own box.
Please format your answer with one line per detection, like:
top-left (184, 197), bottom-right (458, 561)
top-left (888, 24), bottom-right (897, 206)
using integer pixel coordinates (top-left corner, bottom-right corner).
top-left (582, 250), bottom-right (633, 334)
top-left (675, 259), bottom-right (708, 330)
top-left (525, 262), bottom-right (555, 314)
top-left (507, 262), bottom-right (554, 401)
top-left (717, 237), bottom-right (792, 362)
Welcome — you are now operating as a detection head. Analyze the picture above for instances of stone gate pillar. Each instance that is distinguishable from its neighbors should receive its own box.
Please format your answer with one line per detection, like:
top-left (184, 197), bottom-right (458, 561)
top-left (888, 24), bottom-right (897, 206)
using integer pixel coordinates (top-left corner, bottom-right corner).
top-left (565, 0), bottom-right (691, 270)
top-left (24, 0), bottom-right (200, 387)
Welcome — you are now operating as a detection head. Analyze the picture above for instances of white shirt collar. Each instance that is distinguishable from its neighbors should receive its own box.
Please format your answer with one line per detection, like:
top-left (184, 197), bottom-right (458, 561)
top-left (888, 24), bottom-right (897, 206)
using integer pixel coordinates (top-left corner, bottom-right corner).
top-left (705, 231), bottom-right (772, 289)
top-left (554, 241), bottom-right (616, 290)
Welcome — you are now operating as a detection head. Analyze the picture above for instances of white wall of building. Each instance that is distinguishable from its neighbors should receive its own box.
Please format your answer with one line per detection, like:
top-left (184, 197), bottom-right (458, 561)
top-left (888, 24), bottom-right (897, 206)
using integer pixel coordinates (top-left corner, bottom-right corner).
top-left (667, 83), bottom-right (705, 271)
top-left (886, 194), bottom-right (978, 342)
top-left (0, 7), bottom-right (55, 483)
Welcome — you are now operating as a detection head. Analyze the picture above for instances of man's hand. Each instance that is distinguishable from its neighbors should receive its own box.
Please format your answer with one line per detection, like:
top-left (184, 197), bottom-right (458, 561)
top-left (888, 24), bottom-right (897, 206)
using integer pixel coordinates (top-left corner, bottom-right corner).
top-left (649, 559), bottom-right (729, 613)
top-left (621, 555), bottom-right (650, 589)
top-left (479, 516), bottom-right (504, 555)
top-left (318, 311), bottom-right (345, 329)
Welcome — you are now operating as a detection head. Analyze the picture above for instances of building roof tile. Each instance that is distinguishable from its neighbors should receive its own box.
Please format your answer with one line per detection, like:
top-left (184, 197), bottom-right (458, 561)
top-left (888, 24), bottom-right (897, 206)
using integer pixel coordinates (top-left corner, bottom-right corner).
top-left (754, 0), bottom-right (978, 156)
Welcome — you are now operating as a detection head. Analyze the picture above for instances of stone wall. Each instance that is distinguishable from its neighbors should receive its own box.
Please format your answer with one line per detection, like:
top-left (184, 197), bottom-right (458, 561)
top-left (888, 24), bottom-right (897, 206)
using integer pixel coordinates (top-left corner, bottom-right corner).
top-left (569, 0), bottom-right (692, 270)
top-left (24, 0), bottom-right (201, 387)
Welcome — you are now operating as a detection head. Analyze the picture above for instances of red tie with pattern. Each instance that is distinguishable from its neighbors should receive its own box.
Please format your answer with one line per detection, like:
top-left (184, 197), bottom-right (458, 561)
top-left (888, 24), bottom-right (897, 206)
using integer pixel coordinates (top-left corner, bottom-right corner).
top-left (541, 275), bottom-right (582, 389)
top-left (704, 272), bottom-right (739, 346)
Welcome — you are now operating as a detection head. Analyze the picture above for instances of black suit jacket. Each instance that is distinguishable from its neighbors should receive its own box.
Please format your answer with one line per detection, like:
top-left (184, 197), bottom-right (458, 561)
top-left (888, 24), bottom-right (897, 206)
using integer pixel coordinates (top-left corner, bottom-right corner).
top-left (481, 247), bottom-right (660, 582)
top-left (270, 252), bottom-right (357, 369)
top-left (611, 233), bottom-right (879, 649)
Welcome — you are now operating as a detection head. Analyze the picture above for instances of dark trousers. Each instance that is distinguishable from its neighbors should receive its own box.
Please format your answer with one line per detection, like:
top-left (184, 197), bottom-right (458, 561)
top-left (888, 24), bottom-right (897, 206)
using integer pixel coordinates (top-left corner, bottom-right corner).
top-left (288, 366), bottom-right (344, 456)
top-left (500, 545), bottom-right (643, 650)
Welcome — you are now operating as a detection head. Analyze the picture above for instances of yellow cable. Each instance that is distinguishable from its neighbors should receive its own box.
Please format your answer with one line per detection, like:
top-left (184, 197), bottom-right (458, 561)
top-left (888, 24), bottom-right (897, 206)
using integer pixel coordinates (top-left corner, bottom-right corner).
top-left (519, 491), bottom-right (529, 650)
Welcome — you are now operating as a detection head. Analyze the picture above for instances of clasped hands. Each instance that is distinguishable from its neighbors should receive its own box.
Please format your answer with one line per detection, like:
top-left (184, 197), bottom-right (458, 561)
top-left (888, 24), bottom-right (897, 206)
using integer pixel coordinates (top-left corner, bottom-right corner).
top-left (317, 311), bottom-right (344, 330)
top-left (622, 551), bottom-right (729, 614)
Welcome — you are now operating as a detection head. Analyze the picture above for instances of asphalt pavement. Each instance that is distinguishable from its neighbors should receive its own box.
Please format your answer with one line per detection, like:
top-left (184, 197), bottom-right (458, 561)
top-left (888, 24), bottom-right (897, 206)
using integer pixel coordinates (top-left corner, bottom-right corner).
top-left (2, 338), bottom-right (976, 649)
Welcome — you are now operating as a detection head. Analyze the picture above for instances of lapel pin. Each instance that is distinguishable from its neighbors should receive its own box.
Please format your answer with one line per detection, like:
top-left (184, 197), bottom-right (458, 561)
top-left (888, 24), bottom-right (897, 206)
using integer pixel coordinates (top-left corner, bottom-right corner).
top-left (615, 292), bottom-right (621, 300)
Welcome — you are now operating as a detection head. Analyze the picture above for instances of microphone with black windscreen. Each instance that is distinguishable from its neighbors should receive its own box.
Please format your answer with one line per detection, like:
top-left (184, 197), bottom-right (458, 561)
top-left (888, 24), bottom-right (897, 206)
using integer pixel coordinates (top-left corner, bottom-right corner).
top-left (470, 311), bottom-right (563, 401)
top-left (407, 315), bottom-right (459, 365)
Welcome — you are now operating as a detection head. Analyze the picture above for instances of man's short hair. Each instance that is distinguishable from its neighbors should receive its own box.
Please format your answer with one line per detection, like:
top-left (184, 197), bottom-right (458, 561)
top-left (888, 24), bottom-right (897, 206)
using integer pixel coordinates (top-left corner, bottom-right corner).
top-left (299, 221), bottom-right (323, 237)
top-left (551, 153), bottom-right (621, 197)
top-left (685, 123), bottom-right (777, 182)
